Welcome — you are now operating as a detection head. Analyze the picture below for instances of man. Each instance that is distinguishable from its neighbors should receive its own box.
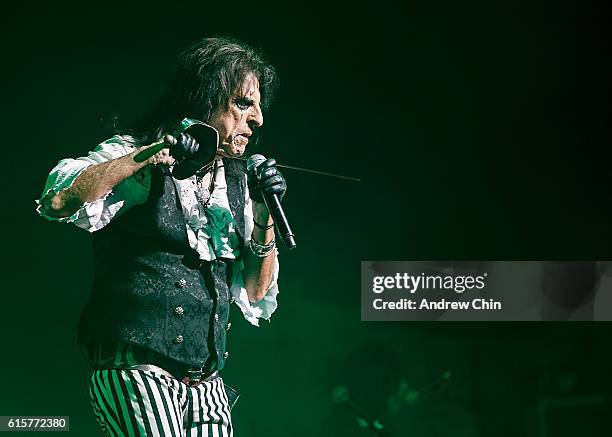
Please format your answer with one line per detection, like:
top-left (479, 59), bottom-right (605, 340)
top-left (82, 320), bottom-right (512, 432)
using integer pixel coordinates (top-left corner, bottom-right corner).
top-left (36, 36), bottom-right (285, 436)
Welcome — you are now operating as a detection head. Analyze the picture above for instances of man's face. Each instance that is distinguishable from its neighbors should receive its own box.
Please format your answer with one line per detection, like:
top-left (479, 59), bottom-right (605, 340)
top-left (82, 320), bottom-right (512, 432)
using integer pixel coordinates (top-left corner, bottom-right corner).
top-left (209, 72), bottom-right (263, 158)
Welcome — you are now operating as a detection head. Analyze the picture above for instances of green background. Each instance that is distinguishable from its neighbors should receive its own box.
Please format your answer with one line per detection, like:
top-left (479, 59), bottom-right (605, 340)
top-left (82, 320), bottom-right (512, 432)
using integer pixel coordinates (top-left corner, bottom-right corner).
top-left (1, 0), bottom-right (610, 435)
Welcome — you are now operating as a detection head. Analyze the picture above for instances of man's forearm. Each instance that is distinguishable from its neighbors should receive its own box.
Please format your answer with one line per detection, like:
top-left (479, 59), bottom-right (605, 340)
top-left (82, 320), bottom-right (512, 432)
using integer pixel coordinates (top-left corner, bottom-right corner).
top-left (42, 148), bottom-right (148, 218)
top-left (244, 201), bottom-right (277, 302)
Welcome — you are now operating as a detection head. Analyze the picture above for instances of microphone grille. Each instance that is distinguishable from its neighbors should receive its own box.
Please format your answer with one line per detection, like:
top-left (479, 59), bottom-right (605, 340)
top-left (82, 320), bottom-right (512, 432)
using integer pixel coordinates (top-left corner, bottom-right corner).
top-left (246, 154), bottom-right (266, 172)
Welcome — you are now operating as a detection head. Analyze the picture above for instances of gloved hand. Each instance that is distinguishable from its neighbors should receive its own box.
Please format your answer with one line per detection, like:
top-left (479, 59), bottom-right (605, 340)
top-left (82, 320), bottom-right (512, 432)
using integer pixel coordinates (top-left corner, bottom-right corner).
top-left (170, 133), bottom-right (199, 162)
top-left (248, 158), bottom-right (287, 203)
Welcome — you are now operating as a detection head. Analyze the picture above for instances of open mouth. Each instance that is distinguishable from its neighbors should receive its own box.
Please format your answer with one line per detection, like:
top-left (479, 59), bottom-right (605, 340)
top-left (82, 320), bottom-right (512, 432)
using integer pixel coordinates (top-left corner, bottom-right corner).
top-left (233, 134), bottom-right (249, 147)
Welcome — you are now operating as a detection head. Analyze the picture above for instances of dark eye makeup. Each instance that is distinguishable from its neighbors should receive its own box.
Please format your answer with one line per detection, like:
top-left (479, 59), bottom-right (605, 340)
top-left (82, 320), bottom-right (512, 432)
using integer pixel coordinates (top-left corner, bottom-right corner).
top-left (233, 97), bottom-right (253, 111)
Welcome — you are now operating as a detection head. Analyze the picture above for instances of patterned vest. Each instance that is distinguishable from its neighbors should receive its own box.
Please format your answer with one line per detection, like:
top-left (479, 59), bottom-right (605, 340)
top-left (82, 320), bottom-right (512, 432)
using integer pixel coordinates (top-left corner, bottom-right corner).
top-left (77, 159), bottom-right (247, 370)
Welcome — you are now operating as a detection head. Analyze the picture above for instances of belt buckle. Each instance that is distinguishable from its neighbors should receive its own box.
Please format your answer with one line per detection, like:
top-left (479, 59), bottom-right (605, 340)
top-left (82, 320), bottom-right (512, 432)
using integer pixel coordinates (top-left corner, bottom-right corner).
top-left (187, 368), bottom-right (204, 385)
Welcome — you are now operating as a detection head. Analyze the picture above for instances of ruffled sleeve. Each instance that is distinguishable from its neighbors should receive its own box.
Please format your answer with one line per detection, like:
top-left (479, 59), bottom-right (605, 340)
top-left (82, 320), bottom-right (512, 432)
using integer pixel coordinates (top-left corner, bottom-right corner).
top-left (35, 135), bottom-right (150, 232)
top-left (229, 254), bottom-right (280, 326)
top-left (229, 192), bottom-right (280, 326)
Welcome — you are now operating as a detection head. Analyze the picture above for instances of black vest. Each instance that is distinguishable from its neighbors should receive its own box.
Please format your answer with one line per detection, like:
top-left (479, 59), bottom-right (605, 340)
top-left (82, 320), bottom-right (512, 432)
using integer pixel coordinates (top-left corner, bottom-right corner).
top-left (77, 159), bottom-right (247, 370)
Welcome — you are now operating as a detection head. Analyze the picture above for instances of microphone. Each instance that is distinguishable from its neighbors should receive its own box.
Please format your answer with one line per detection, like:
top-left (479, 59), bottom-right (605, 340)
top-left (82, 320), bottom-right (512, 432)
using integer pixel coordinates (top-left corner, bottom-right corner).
top-left (247, 154), bottom-right (297, 250)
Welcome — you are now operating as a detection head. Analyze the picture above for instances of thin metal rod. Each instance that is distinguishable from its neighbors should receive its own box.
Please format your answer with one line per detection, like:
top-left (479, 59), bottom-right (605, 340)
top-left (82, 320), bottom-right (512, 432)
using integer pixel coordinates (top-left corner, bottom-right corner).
top-left (276, 163), bottom-right (362, 182)
top-left (231, 157), bottom-right (362, 182)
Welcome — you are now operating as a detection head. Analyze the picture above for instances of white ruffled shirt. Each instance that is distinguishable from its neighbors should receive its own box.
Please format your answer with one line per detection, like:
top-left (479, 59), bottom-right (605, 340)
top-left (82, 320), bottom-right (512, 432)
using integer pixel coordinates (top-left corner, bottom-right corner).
top-left (36, 135), bottom-right (279, 326)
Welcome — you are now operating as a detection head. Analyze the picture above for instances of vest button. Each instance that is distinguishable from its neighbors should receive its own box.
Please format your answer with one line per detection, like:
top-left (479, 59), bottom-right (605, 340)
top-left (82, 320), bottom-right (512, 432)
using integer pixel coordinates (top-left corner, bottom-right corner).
top-left (174, 306), bottom-right (184, 316)
top-left (226, 322), bottom-right (232, 331)
top-left (175, 279), bottom-right (187, 288)
top-left (174, 335), bottom-right (184, 344)
top-left (214, 314), bottom-right (219, 322)
top-left (223, 351), bottom-right (229, 359)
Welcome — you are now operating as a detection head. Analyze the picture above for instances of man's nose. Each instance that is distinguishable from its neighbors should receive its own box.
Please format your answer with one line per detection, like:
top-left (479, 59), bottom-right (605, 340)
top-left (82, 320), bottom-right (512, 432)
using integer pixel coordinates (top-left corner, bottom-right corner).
top-left (248, 105), bottom-right (264, 128)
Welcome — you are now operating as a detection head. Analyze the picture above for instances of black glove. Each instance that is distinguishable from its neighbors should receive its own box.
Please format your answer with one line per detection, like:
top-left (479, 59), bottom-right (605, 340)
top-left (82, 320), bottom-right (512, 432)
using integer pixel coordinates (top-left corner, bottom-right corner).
top-left (171, 133), bottom-right (199, 162)
top-left (248, 158), bottom-right (287, 203)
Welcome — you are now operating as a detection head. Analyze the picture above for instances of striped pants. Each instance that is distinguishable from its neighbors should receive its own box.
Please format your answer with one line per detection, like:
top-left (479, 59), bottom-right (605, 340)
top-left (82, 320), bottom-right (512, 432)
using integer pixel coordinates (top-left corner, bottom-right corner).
top-left (89, 369), bottom-right (233, 437)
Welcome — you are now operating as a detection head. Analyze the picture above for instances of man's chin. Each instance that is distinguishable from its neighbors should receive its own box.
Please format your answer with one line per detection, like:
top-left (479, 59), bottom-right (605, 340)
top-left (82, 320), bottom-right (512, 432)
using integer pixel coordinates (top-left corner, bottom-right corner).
top-left (218, 145), bottom-right (246, 158)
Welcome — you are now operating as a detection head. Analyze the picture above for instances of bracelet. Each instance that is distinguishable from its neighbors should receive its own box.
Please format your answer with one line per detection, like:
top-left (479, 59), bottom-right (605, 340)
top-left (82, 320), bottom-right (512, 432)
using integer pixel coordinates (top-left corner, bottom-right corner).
top-left (249, 238), bottom-right (276, 258)
top-left (253, 220), bottom-right (274, 231)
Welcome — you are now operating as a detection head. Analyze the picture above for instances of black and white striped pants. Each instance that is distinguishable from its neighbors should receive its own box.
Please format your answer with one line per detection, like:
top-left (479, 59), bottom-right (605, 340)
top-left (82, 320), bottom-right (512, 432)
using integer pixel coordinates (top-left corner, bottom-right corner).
top-left (89, 369), bottom-right (233, 437)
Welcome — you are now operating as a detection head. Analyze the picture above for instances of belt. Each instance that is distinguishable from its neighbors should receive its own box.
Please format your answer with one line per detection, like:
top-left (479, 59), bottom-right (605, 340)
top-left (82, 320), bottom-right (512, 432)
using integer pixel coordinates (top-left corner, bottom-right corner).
top-left (131, 364), bottom-right (219, 387)
top-left (129, 345), bottom-right (218, 386)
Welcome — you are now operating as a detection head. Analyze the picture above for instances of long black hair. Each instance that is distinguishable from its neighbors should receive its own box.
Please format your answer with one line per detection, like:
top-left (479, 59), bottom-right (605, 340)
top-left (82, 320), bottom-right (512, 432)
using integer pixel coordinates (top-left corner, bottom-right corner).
top-left (122, 36), bottom-right (278, 145)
